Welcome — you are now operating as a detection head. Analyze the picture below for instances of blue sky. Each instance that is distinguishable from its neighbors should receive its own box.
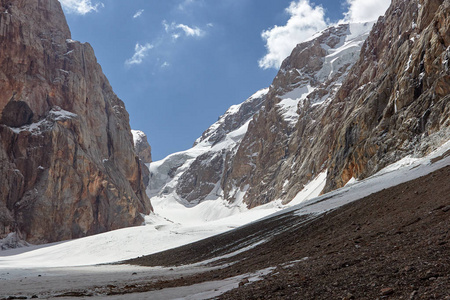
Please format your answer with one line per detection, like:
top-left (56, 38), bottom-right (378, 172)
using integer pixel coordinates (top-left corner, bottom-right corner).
top-left (59, 0), bottom-right (390, 160)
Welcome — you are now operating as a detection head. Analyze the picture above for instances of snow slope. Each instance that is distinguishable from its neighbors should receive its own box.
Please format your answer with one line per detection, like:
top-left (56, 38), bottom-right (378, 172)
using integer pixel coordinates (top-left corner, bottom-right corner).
top-left (1, 141), bottom-right (448, 270)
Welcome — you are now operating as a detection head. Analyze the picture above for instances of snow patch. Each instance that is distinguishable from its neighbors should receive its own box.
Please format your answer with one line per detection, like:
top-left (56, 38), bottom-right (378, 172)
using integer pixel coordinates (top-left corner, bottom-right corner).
top-left (278, 85), bottom-right (314, 126)
top-left (288, 171), bottom-right (327, 206)
top-left (8, 107), bottom-right (77, 135)
top-left (131, 129), bottom-right (147, 146)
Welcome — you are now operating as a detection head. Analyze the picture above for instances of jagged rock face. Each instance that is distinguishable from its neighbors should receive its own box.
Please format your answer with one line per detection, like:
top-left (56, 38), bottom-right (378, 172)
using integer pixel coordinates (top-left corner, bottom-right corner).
top-left (132, 130), bottom-right (152, 164)
top-left (222, 23), bottom-right (373, 207)
top-left (176, 150), bottom-right (225, 203)
top-left (0, 0), bottom-right (151, 244)
top-left (325, 0), bottom-right (450, 191)
top-left (131, 130), bottom-right (152, 188)
top-left (233, 0), bottom-right (450, 206)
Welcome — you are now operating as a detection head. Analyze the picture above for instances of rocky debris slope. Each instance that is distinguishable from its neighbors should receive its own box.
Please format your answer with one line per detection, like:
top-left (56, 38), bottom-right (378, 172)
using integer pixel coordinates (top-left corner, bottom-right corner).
top-left (150, 0), bottom-right (450, 210)
top-left (0, 0), bottom-right (151, 244)
top-left (121, 163), bottom-right (449, 299)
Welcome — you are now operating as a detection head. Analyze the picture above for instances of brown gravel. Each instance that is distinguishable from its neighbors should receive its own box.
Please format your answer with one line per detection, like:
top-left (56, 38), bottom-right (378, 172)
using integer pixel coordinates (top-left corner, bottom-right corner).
top-left (121, 165), bottom-right (450, 299)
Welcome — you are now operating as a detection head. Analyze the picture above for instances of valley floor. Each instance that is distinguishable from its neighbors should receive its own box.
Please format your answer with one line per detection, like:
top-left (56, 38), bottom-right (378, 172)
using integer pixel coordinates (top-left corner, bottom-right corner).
top-left (0, 147), bottom-right (449, 299)
top-left (123, 164), bottom-right (450, 299)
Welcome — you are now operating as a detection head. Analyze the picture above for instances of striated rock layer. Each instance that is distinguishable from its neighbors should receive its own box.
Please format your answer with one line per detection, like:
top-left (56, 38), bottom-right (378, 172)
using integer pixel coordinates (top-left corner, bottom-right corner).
top-left (0, 0), bottom-right (151, 244)
top-left (149, 0), bottom-right (449, 209)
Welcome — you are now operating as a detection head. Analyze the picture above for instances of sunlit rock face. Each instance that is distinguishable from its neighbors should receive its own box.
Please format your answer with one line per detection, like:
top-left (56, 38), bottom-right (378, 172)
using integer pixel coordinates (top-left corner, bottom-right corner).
top-left (0, 0), bottom-right (151, 244)
top-left (324, 0), bottom-right (450, 192)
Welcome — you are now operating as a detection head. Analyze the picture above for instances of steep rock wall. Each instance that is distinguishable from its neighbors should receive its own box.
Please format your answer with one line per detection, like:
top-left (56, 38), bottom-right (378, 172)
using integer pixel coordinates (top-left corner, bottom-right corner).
top-left (0, 0), bottom-right (151, 244)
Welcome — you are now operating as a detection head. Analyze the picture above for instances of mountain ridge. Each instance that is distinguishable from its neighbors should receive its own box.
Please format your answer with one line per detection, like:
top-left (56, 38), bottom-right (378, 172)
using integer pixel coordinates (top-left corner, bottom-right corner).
top-left (149, 0), bottom-right (449, 212)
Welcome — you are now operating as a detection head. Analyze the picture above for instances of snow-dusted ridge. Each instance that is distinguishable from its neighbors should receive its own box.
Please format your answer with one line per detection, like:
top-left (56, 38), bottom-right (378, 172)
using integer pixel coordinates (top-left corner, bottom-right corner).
top-left (148, 22), bottom-right (376, 214)
top-left (276, 22), bottom-right (375, 126)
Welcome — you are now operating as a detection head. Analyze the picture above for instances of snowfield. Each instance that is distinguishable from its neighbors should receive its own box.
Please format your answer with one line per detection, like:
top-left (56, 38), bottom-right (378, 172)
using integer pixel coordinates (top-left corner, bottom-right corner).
top-left (0, 141), bottom-right (449, 299)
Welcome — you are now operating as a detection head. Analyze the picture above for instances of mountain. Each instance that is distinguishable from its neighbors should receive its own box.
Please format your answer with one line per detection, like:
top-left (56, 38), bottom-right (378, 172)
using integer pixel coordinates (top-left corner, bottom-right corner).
top-left (0, 0), bottom-right (151, 244)
top-left (149, 0), bottom-right (449, 211)
top-left (149, 21), bottom-right (374, 208)
top-left (148, 88), bottom-right (268, 205)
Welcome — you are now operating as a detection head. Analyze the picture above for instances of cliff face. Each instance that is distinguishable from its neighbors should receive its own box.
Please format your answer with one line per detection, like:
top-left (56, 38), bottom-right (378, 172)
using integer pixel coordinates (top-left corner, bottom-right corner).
top-left (233, 0), bottom-right (449, 206)
top-left (149, 0), bottom-right (449, 210)
top-left (0, 0), bottom-right (151, 244)
top-left (222, 23), bottom-right (374, 207)
top-left (239, 0), bottom-right (449, 205)
top-left (325, 0), bottom-right (450, 191)
top-left (132, 130), bottom-right (152, 164)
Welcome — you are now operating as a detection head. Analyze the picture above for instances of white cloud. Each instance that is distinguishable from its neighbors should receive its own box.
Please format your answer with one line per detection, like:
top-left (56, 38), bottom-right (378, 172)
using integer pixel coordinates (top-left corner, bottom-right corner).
top-left (161, 62), bottom-right (170, 68)
top-left (125, 43), bottom-right (154, 66)
top-left (133, 9), bottom-right (144, 19)
top-left (59, 0), bottom-right (103, 15)
top-left (344, 0), bottom-right (391, 23)
top-left (258, 0), bottom-right (327, 69)
top-left (163, 20), bottom-right (205, 39)
top-left (178, 0), bottom-right (195, 11)
top-left (176, 24), bottom-right (204, 37)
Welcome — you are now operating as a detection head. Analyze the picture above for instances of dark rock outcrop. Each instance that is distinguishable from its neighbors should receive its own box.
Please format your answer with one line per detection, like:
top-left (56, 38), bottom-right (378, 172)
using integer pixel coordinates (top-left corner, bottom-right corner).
top-left (0, 0), bottom-right (151, 244)
top-left (132, 130), bottom-right (152, 164)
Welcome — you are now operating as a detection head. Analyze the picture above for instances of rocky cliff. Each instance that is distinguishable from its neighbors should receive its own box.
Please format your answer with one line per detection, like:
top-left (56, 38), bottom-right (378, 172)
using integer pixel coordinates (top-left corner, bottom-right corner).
top-left (149, 0), bottom-right (449, 209)
top-left (325, 0), bottom-right (450, 191)
top-left (233, 0), bottom-right (449, 206)
top-left (0, 0), bottom-right (151, 244)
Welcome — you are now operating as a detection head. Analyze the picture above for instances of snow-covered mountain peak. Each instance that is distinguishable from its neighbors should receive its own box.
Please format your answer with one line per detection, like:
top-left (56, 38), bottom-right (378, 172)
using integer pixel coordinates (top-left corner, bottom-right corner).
top-left (194, 88), bottom-right (269, 146)
top-left (148, 21), bottom-right (376, 215)
top-left (275, 22), bottom-right (374, 126)
top-left (148, 88), bottom-right (268, 202)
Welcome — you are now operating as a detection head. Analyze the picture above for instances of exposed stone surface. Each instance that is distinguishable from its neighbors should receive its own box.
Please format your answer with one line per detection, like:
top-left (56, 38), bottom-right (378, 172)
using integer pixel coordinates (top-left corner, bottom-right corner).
top-left (0, 0), bottom-right (151, 244)
top-left (131, 130), bottom-right (152, 188)
top-left (132, 130), bottom-right (152, 164)
top-left (176, 150), bottom-right (225, 203)
top-left (222, 23), bottom-right (374, 207)
top-left (324, 0), bottom-right (450, 191)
